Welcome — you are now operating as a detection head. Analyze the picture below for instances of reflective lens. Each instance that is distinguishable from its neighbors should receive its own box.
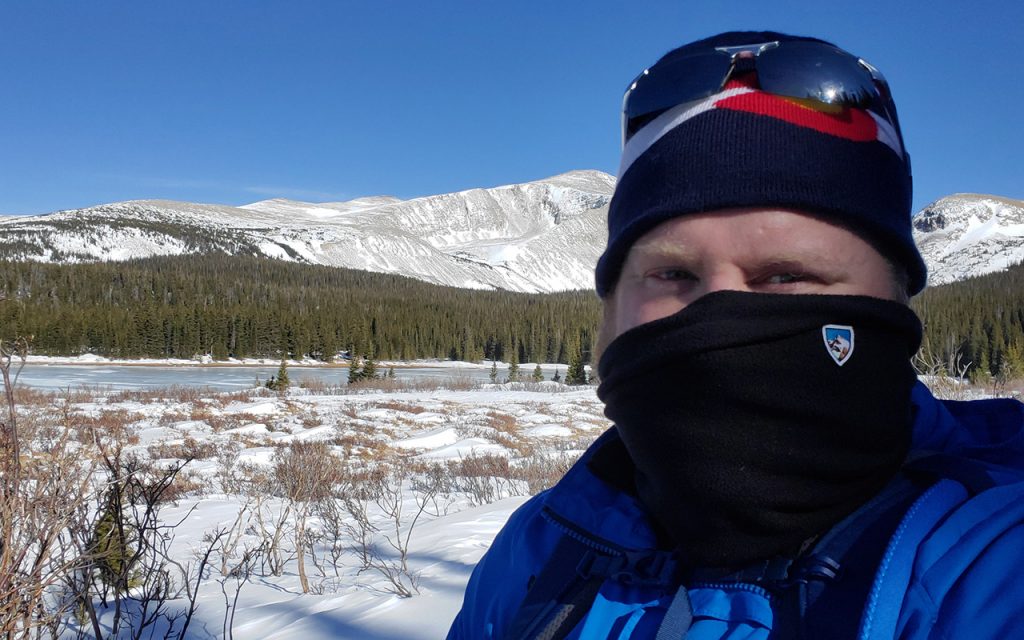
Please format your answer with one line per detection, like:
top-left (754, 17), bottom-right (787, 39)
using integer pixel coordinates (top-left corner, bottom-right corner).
top-left (621, 40), bottom-right (903, 150)
top-left (622, 50), bottom-right (733, 143)
top-left (756, 42), bottom-right (877, 109)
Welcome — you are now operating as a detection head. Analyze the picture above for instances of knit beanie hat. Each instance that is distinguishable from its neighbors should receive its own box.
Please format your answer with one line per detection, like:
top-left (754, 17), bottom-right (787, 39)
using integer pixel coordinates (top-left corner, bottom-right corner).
top-left (595, 32), bottom-right (927, 297)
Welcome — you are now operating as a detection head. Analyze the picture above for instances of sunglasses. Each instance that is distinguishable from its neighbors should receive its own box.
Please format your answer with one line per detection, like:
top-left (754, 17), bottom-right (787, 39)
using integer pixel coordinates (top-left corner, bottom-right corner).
top-left (621, 40), bottom-right (906, 155)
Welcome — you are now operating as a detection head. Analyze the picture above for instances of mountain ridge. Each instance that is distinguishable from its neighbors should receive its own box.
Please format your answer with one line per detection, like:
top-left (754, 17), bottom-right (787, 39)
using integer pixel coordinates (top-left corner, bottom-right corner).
top-left (3, 171), bottom-right (1021, 293)
top-left (0, 170), bottom-right (615, 293)
top-left (912, 193), bottom-right (1024, 287)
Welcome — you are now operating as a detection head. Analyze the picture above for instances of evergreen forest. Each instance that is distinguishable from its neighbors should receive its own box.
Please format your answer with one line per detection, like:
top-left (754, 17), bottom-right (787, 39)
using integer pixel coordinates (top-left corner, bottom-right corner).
top-left (912, 262), bottom-right (1024, 381)
top-left (0, 256), bottom-right (600, 364)
top-left (1, 253), bottom-right (1022, 377)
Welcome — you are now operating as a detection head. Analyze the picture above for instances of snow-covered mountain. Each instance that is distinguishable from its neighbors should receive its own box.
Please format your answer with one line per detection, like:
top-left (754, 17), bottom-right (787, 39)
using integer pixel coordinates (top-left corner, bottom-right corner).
top-left (913, 194), bottom-right (1024, 287)
top-left (0, 170), bottom-right (615, 294)
top-left (6, 174), bottom-right (1022, 292)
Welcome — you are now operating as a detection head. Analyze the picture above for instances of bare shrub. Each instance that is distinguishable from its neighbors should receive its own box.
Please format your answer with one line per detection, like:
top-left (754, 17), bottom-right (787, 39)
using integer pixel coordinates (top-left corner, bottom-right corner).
top-left (447, 454), bottom-right (525, 506)
top-left (487, 411), bottom-right (518, 434)
top-left (914, 342), bottom-right (973, 400)
top-left (232, 462), bottom-right (293, 578)
top-left (0, 390), bottom-right (100, 636)
top-left (63, 447), bottom-right (216, 640)
top-left (106, 384), bottom-right (219, 405)
top-left (296, 377), bottom-right (339, 394)
top-left (330, 431), bottom-right (394, 459)
top-left (216, 535), bottom-right (264, 640)
top-left (339, 462), bottom-right (446, 597)
top-left (315, 375), bottom-right (483, 395)
top-left (148, 435), bottom-right (220, 461)
top-left (11, 385), bottom-right (55, 407)
top-left (158, 468), bottom-right (207, 504)
top-left (187, 407), bottom-right (234, 432)
top-left (374, 401), bottom-right (429, 414)
top-left (515, 450), bottom-right (578, 495)
top-left (272, 441), bottom-right (344, 593)
top-left (75, 409), bottom-right (140, 448)
top-left (157, 410), bottom-right (191, 427)
top-left (215, 389), bottom-right (257, 405)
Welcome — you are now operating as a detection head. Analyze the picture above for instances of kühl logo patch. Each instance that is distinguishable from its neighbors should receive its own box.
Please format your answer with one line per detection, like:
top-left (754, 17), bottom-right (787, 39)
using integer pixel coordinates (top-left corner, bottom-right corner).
top-left (822, 325), bottom-right (854, 366)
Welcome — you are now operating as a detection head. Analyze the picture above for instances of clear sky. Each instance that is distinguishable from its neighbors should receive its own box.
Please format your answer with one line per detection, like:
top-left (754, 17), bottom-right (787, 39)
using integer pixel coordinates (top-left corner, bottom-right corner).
top-left (2, 0), bottom-right (1021, 216)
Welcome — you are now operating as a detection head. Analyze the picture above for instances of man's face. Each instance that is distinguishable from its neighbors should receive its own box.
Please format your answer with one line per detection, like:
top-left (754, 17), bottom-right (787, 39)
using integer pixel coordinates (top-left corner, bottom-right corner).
top-left (607, 207), bottom-right (900, 339)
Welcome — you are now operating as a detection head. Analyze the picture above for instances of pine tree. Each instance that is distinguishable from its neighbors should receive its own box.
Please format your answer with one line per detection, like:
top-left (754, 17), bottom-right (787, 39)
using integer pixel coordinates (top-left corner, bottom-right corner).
top-left (93, 491), bottom-right (135, 590)
top-left (1000, 341), bottom-right (1024, 383)
top-left (506, 344), bottom-right (520, 382)
top-left (489, 360), bottom-right (498, 383)
top-left (387, 366), bottom-right (396, 379)
top-left (275, 356), bottom-right (290, 393)
top-left (551, 368), bottom-right (562, 383)
top-left (348, 356), bottom-right (363, 384)
top-left (532, 363), bottom-right (544, 382)
top-left (565, 343), bottom-right (587, 385)
top-left (362, 355), bottom-right (378, 380)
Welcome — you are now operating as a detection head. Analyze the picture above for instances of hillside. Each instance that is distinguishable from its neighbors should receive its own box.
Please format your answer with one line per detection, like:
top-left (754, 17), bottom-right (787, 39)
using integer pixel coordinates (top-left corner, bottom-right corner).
top-left (0, 255), bottom-right (601, 363)
top-left (0, 171), bottom-right (615, 294)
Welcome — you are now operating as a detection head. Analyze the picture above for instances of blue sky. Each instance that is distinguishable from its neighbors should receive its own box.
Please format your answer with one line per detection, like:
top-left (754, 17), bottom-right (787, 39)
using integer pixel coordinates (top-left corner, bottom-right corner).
top-left (2, 1), bottom-right (1021, 215)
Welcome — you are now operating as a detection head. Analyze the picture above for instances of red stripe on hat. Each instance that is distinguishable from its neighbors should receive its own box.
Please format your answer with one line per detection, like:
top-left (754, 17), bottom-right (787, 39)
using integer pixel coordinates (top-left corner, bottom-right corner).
top-left (716, 79), bottom-right (879, 142)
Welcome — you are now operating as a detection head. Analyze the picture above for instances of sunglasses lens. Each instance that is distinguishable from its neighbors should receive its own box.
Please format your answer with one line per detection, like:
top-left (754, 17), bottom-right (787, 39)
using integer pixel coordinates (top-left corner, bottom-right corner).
top-left (757, 42), bottom-right (877, 109)
top-left (623, 50), bottom-right (733, 142)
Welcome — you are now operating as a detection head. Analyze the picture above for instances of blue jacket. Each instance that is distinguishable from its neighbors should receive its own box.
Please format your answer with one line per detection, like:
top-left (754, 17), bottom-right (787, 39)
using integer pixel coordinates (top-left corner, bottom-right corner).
top-left (448, 384), bottom-right (1024, 639)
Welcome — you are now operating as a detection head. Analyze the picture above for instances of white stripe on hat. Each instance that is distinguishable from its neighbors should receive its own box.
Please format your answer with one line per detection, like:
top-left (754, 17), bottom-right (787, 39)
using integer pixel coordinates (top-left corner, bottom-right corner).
top-left (869, 111), bottom-right (904, 158)
top-left (618, 86), bottom-right (755, 178)
top-left (619, 87), bottom-right (906, 179)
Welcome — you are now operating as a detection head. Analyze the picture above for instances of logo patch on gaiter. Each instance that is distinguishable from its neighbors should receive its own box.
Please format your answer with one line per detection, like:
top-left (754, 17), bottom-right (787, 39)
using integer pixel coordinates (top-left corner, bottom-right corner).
top-left (822, 325), bottom-right (854, 366)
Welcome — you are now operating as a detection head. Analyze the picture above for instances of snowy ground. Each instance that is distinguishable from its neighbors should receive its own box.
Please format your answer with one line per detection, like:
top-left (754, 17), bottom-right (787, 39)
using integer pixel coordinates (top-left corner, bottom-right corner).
top-left (34, 380), bottom-right (608, 639)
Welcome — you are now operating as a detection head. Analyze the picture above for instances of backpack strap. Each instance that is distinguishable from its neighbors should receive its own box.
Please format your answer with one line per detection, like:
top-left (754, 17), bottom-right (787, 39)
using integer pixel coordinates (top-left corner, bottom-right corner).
top-left (857, 452), bottom-right (997, 640)
top-left (902, 451), bottom-right (997, 494)
top-left (774, 452), bottom-right (995, 639)
top-left (503, 508), bottom-right (678, 640)
top-left (792, 471), bottom-right (928, 639)
top-left (502, 533), bottom-right (609, 640)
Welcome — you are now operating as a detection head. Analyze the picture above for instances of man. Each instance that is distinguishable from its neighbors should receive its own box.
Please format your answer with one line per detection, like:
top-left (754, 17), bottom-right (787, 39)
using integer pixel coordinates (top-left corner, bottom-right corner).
top-left (448, 32), bottom-right (1024, 639)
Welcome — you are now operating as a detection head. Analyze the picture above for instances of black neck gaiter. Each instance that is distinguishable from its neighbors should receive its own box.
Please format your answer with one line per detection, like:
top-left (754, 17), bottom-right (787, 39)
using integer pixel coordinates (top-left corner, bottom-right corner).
top-left (597, 291), bottom-right (922, 569)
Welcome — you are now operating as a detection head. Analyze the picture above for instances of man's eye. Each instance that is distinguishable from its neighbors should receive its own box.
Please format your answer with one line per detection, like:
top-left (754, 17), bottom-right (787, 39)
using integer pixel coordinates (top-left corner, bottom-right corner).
top-left (649, 269), bottom-right (696, 281)
top-left (765, 272), bottom-right (808, 285)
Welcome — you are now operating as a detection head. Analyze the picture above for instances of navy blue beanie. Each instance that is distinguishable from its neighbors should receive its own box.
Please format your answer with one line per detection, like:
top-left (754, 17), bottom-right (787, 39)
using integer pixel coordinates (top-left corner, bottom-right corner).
top-left (596, 32), bottom-right (927, 297)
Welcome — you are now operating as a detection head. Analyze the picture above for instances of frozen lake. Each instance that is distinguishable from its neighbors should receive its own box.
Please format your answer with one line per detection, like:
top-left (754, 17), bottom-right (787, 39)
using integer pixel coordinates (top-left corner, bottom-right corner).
top-left (13, 363), bottom-right (552, 391)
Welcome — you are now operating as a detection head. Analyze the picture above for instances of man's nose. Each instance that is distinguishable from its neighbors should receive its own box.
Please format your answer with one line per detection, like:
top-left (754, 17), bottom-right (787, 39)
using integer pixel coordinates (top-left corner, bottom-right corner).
top-left (700, 271), bottom-right (749, 296)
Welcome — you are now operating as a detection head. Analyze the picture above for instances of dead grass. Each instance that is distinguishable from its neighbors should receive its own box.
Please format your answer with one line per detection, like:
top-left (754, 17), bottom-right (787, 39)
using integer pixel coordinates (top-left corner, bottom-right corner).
top-left (147, 435), bottom-right (220, 461)
top-left (74, 409), bottom-right (141, 447)
top-left (187, 407), bottom-right (235, 432)
top-left (158, 468), bottom-right (207, 504)
top-left (157, 410), bottom-right (191, 426)
top-left (330, 431), bottom-right (395, 459)
top-left (217, 389), bottom-right (259, 404)
top-left (314, 375), bottom-right (482, 395)
top-left (486, 411), bottom-right (518, 434)
top-left (106, 385), bottom-right (221, 404)
top-left (11, 386), bottom-right (56, 407)
top-left (372, 400), bottom-right (429, 414)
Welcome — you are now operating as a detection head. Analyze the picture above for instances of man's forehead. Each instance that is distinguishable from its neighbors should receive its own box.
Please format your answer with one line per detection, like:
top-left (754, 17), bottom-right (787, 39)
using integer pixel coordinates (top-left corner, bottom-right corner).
top-left (626, 208), bottom-right (848, 257)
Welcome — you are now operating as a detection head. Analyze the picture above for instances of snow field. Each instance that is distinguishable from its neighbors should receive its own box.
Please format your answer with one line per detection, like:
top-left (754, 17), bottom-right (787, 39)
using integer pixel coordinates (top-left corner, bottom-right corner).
top-left (41, 382), bottom-right (608, 638)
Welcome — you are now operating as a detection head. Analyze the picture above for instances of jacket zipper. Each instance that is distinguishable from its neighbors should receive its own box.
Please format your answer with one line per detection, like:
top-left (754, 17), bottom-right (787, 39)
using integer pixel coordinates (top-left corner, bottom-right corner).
top-left (687, 581), bottom-right (773, 599)
top-left (540, 505), bottom-right (629, 557)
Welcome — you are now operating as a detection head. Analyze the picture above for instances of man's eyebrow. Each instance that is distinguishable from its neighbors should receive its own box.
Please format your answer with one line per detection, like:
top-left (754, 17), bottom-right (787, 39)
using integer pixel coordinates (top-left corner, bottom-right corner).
top-left (629, 238), bottom-right (698, 259)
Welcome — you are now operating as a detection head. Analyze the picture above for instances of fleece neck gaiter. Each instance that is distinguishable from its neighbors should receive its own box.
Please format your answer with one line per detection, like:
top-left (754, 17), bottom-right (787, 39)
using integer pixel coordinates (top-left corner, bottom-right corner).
top-left (597, 290), bottom-right (922, 569)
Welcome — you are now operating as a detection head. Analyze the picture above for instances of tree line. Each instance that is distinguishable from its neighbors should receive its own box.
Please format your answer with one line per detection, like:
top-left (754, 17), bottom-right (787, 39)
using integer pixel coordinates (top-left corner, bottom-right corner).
top-left (1, 252), bottom-right (1021, 376)
top-left (0, 255), bottom-right (601, 365)
top-left (911, 262), bottom-right (1024, 381)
